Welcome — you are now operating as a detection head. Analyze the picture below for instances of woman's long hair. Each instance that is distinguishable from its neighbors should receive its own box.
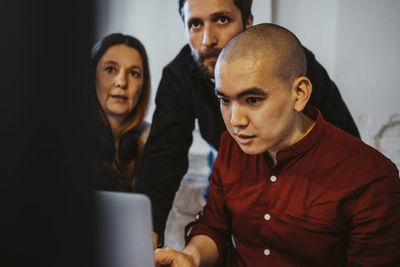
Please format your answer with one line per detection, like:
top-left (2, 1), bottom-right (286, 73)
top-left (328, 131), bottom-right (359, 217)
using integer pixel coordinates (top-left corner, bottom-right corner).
top-left (91, 33), bottom-right (151, 191)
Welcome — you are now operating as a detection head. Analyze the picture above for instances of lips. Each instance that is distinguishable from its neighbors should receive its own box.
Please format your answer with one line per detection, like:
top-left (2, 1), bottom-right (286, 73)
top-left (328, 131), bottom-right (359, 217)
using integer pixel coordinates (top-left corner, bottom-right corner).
top-left (110, 95), bottom-right (128, 101)
top-left (235, 133), bottom-right (256, 145)
top-left (199, 48), bottom-right (221, 63)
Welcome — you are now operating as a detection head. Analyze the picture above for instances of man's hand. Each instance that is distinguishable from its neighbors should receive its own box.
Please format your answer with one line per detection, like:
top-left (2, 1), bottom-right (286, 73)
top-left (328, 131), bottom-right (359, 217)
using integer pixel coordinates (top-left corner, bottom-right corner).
top-left (154, 247), bottom-right (198, 267)
top-left (154, 235), bottom-right (217, 267)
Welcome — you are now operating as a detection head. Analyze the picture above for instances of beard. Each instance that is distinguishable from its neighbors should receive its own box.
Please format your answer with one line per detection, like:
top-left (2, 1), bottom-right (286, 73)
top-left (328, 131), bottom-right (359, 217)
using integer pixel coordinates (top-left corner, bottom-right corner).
top-left (193, 47), bottom-right (221, 79)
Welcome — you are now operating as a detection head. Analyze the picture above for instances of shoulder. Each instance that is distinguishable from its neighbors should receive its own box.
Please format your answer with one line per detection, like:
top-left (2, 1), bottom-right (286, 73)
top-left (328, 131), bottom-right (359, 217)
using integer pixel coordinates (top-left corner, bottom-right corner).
top-left (163, 45), bottom-right (193, 76)
top-left (157, 45), bottom-right (196, 94)
top-left (323, 123), bottom-right (398, 177)
top-left (302, 46), bottom-right (314, 57)
top-left (156, 45), bottom-right (204, 111)
top-left (302, 46), bottom-right (317, 65)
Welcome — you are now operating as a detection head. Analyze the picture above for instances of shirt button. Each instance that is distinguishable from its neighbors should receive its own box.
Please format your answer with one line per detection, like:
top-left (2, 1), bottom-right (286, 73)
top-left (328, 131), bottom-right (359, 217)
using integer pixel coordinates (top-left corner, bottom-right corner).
top-left (270, 175), bottom-right (277, 182)
top-left (264, 213), bottom-right (271, 221)
top-left (264, 249), bottom-right (271, 256)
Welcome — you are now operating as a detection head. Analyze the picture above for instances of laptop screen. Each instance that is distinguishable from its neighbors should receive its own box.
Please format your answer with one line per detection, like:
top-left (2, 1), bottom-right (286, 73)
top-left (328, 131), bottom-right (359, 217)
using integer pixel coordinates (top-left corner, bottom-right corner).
top-left (94, 191), bottom-right (155, 267)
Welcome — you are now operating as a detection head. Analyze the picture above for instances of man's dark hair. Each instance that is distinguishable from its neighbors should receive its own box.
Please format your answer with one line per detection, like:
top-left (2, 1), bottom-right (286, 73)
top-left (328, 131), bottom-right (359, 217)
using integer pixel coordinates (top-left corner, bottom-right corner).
top-left (178, 0), bottom-right (253, 26)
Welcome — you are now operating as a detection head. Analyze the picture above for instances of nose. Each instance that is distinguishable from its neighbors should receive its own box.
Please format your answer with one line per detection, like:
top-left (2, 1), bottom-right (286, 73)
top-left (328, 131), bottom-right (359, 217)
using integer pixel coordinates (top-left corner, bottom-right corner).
top-left (202, 24), bottom-right (217, 47)
top-left (230, 103), bottom-right (248, 129)
top-left (116, 71), bottom-right (128, 89)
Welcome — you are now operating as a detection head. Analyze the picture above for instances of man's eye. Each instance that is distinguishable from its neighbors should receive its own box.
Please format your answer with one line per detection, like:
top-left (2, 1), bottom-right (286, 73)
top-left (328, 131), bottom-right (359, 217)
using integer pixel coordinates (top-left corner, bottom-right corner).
top-left (217, 16), bottom-right (230, 24)
top-left (247, 97), bottom-right (261, 104)
top-left (218, 97), bottom-right (230, 105)
top-left (189, 21), bottom-right (202, 30)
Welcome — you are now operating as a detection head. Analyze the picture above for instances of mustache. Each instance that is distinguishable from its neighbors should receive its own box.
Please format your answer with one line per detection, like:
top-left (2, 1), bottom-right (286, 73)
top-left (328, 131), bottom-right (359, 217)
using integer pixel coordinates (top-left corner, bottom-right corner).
top-left (198, 47), bottom-right (221, 62)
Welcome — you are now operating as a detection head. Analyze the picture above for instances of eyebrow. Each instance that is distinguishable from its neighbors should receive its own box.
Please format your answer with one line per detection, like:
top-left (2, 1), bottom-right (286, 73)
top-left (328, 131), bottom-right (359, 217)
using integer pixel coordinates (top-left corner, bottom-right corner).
top-left (215, 87), bottom-right (267, 98)
top-left (102, 60), bottom-right (142, 70)
top-left (211, 11), bottom-right (234, 18)
top-left (187, 11), bottom-right (233, 25)
top-left (103, 60), bottom-right (118, 65)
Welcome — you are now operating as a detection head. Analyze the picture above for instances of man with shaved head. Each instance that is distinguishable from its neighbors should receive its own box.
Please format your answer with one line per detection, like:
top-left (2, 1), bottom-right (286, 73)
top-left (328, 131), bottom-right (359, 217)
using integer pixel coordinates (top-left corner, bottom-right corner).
top-left (136, 0), bottom-right (360, 248)
top-left (154, 23), bottom-right (400, 267)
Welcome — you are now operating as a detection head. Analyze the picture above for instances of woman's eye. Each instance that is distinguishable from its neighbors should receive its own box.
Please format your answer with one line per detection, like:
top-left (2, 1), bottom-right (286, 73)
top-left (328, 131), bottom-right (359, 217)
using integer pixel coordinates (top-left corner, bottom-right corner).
top-left (105, 66), bottom-right (115, 73)
top-left (130, 71), bottom-right (141, 78)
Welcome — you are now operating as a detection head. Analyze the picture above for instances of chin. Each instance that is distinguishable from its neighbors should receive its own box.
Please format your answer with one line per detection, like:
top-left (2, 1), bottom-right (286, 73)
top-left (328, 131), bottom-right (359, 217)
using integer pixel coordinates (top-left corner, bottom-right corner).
top-left (238, 145), bottom-right (264, 155)
top-left (107, 109), bottom-right (129, 118)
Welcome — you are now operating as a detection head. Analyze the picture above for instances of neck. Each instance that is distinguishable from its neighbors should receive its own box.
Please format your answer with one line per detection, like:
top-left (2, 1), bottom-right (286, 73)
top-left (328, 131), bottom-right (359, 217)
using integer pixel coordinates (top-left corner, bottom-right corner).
top-left (268, 112), bottom-right (315, 165)
top-left (106, 115), bottom-right (124, 137)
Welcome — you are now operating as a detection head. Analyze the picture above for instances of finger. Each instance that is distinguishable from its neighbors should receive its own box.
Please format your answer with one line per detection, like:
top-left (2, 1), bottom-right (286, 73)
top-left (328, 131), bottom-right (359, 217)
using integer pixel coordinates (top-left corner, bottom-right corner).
top-left (154, 248), bottom-right (174, 266)
top-left (153, 232), bottom-right (159, 250)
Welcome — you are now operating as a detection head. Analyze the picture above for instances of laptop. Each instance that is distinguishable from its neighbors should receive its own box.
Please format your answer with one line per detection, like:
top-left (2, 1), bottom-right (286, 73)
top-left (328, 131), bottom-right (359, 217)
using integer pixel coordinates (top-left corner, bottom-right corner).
top-left (94, 191), bottom-right (155, 267)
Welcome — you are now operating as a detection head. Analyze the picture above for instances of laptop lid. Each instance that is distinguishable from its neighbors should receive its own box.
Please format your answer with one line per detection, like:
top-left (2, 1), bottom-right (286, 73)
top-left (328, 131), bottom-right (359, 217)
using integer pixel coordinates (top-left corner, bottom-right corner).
top-left (94, 191), bottom-right (155, 267)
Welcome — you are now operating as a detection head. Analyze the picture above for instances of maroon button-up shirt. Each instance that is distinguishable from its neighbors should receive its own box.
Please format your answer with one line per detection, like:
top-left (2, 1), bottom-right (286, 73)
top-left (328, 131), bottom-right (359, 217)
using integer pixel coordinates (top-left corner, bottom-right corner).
top-left (187, 107), bottom-right (400, 266)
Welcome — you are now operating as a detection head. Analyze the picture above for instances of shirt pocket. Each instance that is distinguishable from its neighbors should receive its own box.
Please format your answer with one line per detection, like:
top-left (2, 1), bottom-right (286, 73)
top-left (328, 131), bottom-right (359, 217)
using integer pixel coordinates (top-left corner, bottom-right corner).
top-left (284, 211), bottom-right (336, 231)
top-left (284, 195), bottom-right (341, 231)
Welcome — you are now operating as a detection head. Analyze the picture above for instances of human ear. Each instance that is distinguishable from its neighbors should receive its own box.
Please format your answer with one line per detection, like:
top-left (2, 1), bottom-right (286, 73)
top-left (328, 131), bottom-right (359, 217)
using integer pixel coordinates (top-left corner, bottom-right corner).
top-left (293, 76), bottom-right (312, 112)
top-left (245, 14), bottom-right (253, 29)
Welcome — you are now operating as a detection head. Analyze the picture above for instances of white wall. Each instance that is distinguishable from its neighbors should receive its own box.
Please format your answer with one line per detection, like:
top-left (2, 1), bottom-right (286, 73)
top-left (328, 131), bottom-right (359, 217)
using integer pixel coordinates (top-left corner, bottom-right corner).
top-left (271, 0), bottom-right (338, 77)
top-left (335, 0), bottom-right (400, 163)
top-left (273, 0), bottom-right (400, 168)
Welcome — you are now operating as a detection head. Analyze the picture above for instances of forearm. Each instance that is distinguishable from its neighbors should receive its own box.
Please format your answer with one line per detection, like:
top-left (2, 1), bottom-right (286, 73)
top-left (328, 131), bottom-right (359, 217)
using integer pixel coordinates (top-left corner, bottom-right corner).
top-left (183, 235), bottom-right (219, 267)
top-left (154, 235), bottom-right (219, 267)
